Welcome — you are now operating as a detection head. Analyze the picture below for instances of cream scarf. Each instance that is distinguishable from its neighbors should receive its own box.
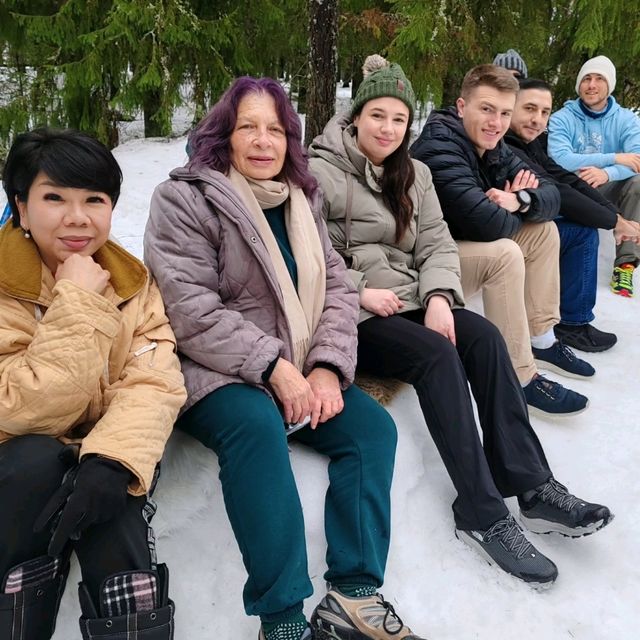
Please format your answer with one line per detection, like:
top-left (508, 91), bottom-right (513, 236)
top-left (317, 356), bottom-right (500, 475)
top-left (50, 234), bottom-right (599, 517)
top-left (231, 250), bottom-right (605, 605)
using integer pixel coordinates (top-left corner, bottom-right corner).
top-left (227, 166), bottom-right (326, 371)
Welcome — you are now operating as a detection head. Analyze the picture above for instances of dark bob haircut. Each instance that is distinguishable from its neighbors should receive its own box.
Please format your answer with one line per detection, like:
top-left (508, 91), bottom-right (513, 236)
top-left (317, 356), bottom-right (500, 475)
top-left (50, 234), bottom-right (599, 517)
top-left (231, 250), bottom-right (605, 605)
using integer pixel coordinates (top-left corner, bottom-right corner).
top-left (188, 76), bottom-right (318, 198)
top-left (2, 127), bottom-right (123, 227)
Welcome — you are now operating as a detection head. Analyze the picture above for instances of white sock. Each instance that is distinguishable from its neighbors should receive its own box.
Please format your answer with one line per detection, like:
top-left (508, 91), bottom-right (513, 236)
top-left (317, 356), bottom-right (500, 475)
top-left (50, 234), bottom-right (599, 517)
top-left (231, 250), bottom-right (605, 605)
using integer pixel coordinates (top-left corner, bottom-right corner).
top-left (531, 328), bottom-right (556, 350)
top-left (521, 375), bottom-right (536, 388)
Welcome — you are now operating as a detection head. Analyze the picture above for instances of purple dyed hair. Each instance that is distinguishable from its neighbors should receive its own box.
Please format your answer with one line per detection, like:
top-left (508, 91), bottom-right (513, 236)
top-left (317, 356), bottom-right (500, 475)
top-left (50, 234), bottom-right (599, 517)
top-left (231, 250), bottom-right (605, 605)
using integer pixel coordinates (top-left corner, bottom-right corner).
top-left (188, 76), bottom-right (318, 198)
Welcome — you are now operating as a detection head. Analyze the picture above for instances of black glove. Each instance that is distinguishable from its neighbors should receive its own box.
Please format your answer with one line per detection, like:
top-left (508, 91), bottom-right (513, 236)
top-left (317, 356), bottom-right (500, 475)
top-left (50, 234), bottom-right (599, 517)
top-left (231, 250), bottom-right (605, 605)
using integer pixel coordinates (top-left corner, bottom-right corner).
top-left (34, 455), bottom-right (132, 556)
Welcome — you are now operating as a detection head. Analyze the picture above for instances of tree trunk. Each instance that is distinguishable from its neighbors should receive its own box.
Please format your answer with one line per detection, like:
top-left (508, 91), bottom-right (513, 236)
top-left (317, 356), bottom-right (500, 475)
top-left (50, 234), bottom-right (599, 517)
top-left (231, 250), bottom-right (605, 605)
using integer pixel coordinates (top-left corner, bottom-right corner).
top-left (143, 89), bottom-right (168, 138)
top-left (304, 0), bottom-right (339, 147)
top-left (441, 68), bottom-right (462, 109)
top-left (351, 56), bottom-right (363, 99)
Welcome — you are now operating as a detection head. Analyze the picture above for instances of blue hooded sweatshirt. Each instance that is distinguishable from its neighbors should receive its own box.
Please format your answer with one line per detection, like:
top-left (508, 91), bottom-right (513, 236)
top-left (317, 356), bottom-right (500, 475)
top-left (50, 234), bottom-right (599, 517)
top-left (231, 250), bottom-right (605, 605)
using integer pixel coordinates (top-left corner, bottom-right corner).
top-left (548, 96), bottom-right (640, 182)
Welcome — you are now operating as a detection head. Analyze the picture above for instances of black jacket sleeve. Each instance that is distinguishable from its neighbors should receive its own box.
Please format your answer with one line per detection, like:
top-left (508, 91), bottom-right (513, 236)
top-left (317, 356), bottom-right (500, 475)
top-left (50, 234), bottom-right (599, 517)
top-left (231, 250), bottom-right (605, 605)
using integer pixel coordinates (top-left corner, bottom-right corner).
top-left (509, 143), bottom-right (617, 229)
top-left (501, 147), bottom-right (561, 226)
top-left (412, 127), bottom-right (559, 242)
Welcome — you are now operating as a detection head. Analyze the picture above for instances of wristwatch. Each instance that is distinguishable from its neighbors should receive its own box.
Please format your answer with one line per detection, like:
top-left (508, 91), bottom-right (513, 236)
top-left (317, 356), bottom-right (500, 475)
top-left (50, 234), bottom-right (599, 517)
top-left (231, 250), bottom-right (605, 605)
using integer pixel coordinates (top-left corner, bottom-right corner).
top-left (516, 189), bottom-right (532, 212)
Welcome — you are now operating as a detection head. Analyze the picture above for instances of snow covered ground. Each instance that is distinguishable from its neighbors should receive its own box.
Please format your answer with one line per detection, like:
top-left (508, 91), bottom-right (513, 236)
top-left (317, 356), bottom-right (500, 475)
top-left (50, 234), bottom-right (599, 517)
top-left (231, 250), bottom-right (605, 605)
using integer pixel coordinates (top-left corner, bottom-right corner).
top-left (43, 132), bottom-right (639, 640)
top-left (4, 88), bottom-right (635, 638)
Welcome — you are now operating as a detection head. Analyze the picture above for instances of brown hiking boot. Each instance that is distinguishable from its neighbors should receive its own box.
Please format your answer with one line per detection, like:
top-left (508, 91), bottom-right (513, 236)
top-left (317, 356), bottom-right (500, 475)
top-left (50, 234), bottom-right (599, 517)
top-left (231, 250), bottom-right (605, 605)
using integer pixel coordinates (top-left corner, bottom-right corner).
top-left (310, 589), bottom-right (427, 639)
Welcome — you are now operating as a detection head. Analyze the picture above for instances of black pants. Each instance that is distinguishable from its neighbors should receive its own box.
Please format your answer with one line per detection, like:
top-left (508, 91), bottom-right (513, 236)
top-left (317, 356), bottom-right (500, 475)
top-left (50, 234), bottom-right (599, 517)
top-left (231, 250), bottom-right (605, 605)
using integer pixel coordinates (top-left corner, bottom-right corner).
top-left (357, 308), bottom-right (552, 531)
top-left (0, 435), bottom-right (156, 610)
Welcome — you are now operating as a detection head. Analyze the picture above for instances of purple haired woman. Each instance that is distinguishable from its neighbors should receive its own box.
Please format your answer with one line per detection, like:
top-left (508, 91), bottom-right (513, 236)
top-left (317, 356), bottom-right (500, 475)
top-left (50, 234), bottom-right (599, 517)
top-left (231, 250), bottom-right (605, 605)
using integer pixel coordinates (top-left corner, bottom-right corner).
top-left (143, 78), bottom-right (426, 640)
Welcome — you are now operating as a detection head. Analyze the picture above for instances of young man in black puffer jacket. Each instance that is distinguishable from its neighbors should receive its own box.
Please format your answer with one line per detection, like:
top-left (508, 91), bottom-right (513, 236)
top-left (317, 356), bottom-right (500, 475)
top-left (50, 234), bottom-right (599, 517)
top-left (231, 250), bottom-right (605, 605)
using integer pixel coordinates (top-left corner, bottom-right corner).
top-left (411, 64), bottom-right (594, 418)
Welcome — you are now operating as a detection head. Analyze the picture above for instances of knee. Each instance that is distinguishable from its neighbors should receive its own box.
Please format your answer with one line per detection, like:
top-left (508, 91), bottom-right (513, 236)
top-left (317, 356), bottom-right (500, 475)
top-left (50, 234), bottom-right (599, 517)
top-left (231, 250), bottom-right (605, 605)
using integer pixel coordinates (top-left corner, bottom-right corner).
top-left (180, 385), bottom-right (285, 454)
top-left (537, 221), bottom-right (561, 250)
top-left (219, 408), bottom-right (287, 464)
top-left (0, 435), bottom-right (65, 491)
top-left (342, 389), bottom-right (397, 466)
top-left (366, 404), bottom-right (398, 456)
top-left (465, 314), bottom-right (506, 351)
top-left (407, 332), bottom-right (464, 391)
top-left (560, 223), bottom-right (599, 252)
top-left (488, 239), bottom-right (526, 278)
top-left (626, 175), bottom-right (640, 200)
top-left (584, 226), bottom-right (599, 250)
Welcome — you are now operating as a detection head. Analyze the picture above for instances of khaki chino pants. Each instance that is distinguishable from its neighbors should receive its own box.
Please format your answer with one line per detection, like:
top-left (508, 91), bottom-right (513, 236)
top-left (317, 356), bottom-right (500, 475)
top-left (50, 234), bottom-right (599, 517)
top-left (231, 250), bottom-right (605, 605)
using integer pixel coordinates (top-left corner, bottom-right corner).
top-left (457, 222), bottom-right (560, 384)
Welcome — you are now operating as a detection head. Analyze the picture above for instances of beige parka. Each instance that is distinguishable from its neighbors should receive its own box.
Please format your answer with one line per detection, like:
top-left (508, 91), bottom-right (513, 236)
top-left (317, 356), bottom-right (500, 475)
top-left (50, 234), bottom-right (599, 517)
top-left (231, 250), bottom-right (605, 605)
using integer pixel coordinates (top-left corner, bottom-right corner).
top-left (308, 113), bottom-right (465, 322)
top-left (0, 223), bottom-right (187, 495)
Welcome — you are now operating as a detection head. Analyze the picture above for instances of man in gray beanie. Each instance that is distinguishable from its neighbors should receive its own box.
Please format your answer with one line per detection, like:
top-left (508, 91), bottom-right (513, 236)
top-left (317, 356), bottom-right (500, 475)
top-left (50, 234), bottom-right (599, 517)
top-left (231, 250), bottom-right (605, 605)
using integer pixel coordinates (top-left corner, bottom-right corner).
top-left (548, 55), bottom-right (640, 297)
top-left (493, 48), bottom-right (528, 79)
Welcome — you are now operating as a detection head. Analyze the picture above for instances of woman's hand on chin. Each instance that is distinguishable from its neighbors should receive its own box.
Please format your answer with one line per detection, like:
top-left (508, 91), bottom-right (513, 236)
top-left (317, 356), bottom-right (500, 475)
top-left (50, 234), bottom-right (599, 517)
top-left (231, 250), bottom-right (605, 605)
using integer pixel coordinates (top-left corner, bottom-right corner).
top-left (360, 288), bottom-right (404, 317)
top-left (269, 358), bottom-right (315, 425)
top-left (424, 295), bottom-right (456, 346)
top-left (306, 368), bottom-right (344, 428)
top-left (55, 254), bottom-right (111, 295)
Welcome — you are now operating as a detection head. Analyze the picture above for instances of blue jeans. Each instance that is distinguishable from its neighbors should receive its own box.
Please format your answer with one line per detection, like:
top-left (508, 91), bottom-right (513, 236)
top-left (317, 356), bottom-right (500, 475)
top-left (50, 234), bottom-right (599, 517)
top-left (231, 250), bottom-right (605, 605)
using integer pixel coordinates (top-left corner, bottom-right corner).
top-left (555, 217), bottom-right (598, 325)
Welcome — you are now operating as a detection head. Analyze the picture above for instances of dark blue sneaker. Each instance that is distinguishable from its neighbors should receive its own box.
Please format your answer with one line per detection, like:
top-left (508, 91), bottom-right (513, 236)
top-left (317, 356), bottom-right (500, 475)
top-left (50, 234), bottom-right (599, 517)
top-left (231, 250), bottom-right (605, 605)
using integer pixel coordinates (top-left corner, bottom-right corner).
top-left (523, 374), bottom-right (589, 417)
top-left (532, 340), bottom-right (595, 379)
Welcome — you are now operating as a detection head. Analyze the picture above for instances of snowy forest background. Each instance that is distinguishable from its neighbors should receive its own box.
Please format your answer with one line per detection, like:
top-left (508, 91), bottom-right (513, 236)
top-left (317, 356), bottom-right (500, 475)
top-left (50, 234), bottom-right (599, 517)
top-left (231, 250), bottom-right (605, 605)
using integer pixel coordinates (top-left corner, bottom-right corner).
top-left (1, 0), bottom-right (640, 158)
top-left (1, 2), bottom-right (640, 639)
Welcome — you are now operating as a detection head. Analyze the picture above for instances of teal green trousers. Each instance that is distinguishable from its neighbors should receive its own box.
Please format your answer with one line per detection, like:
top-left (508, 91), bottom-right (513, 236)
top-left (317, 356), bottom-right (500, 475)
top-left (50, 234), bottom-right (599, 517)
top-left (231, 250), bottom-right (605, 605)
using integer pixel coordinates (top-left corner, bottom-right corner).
top-left (176, 383), bottom-right (396, 621)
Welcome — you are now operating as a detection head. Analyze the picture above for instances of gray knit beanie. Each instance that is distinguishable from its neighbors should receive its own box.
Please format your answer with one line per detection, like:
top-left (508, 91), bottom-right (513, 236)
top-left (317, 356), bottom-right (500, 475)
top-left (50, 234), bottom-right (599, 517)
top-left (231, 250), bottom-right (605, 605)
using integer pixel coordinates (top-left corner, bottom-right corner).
top-left (493, 49), bottom-right (528, 78)
top-left (351, 55), bottom-right (416, 119)
top-left (575, 55), bottom-right (616, 96)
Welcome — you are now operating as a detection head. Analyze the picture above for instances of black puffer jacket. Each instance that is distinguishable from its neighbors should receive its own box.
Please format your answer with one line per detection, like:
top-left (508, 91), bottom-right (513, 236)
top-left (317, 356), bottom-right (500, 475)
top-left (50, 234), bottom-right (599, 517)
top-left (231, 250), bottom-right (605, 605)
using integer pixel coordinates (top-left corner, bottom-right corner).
top-left (410, 107), bottom-right (561, 242)
top-left (504, 131), bottom-right (617, 230)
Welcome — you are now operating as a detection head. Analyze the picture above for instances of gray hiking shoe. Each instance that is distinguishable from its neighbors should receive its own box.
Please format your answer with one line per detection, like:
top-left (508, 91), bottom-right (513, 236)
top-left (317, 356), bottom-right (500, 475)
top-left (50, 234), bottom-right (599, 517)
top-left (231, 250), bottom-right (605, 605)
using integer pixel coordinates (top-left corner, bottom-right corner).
top-left (519, 477), bottom-right (614, 537)
top-left (456, 514), bottom-right (558, 587)
top-left (311, 588), bottom-right (427, 639)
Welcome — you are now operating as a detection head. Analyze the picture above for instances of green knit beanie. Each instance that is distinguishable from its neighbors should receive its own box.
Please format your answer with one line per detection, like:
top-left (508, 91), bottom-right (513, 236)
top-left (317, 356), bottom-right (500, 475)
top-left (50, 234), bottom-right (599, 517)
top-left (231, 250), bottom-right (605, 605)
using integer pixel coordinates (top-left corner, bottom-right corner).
top-left (351, 55), bottom-right (416, 119)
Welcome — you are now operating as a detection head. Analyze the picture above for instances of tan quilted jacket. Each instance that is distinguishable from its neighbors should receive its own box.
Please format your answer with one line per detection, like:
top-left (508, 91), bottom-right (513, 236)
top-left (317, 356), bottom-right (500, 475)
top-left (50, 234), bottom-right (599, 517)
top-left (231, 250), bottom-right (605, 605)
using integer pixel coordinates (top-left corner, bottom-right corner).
top-left (0, 223), bottom-right (187, 495)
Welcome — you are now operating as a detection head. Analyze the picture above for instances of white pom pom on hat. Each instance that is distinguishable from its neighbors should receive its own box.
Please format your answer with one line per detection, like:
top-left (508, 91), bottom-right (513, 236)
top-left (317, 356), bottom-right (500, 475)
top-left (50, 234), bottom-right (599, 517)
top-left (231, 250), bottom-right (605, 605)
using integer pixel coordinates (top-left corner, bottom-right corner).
top-left (362, 54), bottom-right (389, 77)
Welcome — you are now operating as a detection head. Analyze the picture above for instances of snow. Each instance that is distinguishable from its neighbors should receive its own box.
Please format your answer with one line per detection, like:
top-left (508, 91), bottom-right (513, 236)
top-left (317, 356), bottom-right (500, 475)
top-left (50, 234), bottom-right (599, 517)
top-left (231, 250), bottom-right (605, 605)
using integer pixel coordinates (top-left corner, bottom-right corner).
top-left (5, 96), bottom-right (637, 638)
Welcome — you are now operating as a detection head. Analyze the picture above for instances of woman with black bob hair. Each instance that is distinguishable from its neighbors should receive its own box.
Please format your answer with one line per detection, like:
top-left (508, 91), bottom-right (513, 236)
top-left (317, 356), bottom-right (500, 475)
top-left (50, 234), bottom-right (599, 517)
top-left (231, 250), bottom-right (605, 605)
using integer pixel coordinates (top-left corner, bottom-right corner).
top-left (308, 55), bottom-right (613, 588)
top-left (0, 127), bottom-right (186, 640)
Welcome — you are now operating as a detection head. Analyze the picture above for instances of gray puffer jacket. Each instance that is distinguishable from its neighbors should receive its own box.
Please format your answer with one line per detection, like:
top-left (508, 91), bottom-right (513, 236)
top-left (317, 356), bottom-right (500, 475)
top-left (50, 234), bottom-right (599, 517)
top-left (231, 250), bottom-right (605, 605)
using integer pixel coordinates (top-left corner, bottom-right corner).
top-left (308, 113), bottom-right (465, 322)
top-left (144, 166), bottom-right (359, 413)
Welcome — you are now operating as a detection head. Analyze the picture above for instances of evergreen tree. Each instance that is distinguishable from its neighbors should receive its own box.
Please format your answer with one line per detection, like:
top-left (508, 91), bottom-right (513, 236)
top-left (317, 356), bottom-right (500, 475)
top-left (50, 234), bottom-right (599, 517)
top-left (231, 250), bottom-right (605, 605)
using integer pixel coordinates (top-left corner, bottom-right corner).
top-left (2, 0), bottom-right (638, 152)
top-left (389, 0), bottom-right (639, 109)
top-left (339, 0), bottom-right (398, 98)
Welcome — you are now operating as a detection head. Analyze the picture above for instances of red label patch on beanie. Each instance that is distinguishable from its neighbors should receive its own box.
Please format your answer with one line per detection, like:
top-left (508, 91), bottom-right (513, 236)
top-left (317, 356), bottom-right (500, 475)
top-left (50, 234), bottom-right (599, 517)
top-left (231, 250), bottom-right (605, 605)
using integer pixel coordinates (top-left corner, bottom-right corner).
top-left (397, 79), bottom-right (405, 92)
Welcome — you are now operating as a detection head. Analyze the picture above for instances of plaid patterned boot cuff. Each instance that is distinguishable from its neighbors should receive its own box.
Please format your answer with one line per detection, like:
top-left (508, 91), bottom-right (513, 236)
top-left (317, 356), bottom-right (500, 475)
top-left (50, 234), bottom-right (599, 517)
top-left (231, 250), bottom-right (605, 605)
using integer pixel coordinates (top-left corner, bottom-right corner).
top-left (79, 564), bottom-right (174, 639)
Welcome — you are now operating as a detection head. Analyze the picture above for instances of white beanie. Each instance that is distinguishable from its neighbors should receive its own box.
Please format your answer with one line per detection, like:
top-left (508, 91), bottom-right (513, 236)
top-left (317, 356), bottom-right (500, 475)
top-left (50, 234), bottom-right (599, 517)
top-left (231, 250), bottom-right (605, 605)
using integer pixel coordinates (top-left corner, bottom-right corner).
top-left (575, 55), bottom-right (616, 95)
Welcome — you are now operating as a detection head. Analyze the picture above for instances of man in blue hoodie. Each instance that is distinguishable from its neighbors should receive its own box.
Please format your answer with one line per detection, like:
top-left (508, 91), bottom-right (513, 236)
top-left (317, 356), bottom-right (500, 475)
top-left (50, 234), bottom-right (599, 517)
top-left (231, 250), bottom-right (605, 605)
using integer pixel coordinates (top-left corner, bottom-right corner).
top-left (548, 55), bottom-right (640, 298)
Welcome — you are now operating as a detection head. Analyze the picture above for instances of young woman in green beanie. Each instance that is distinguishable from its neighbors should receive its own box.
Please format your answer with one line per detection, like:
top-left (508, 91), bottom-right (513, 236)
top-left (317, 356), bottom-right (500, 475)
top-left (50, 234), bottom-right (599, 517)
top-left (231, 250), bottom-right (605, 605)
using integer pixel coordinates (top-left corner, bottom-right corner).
top-left (308, 55), bottom-right (612, 591)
